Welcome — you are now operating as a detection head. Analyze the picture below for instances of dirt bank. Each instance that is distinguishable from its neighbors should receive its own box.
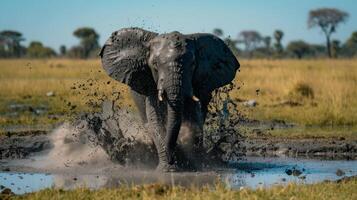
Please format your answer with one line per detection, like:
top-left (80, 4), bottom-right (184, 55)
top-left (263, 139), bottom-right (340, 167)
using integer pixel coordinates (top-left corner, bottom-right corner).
top-left (1, 131), bottom-right (356, 163)
top-left (240, 137), bottom-right (357, 159)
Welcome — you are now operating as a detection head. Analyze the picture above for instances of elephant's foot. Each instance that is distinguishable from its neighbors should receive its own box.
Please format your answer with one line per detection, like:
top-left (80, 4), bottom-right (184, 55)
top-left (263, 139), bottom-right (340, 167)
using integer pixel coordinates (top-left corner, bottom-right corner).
top-left (154, 140), bottom-right (178, 172)
top-left (156, 161), bottom-right (179, 172)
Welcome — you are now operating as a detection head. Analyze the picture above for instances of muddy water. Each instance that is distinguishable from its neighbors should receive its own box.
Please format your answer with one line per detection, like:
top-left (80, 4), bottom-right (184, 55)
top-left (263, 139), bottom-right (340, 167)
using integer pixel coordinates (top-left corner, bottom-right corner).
top-left (1, 157), bottom-right (356, 194)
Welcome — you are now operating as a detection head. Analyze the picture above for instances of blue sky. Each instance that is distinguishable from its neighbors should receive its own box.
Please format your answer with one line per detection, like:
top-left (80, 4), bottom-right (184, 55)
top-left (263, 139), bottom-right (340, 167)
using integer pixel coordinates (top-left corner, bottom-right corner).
top-left (1, 0), bottom-right (356, 51)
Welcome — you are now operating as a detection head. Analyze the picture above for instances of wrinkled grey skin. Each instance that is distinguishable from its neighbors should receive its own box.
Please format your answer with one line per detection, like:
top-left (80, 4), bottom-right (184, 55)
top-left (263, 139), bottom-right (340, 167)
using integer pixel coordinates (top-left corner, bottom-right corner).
top-left (100, 28), bottom-right (240, 171)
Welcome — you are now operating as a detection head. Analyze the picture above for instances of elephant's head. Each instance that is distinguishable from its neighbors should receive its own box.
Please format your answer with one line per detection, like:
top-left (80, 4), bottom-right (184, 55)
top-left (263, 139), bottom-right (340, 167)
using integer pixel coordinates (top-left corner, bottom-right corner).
top-left (100, 28), bottom-right (240, 165)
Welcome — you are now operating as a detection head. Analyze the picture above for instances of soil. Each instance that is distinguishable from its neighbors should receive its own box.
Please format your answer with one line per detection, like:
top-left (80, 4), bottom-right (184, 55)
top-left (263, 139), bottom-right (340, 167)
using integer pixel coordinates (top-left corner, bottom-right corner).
top-left (1, 130), bottom-right (356, 163)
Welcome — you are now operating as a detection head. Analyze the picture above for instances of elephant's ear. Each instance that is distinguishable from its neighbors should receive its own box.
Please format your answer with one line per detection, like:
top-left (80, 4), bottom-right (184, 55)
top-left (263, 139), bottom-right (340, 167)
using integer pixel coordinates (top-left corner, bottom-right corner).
top-left (100, 28), bottom-right (158, 96)
top-left (190, 34), bottom-right (240, 92)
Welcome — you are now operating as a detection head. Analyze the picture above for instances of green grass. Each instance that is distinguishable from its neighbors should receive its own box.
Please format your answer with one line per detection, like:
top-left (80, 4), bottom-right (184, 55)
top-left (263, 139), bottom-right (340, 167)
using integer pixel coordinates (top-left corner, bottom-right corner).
top-left (6, 177), bottom-right (357, 200)
top-left (267, 126), bottom-right (357, 140)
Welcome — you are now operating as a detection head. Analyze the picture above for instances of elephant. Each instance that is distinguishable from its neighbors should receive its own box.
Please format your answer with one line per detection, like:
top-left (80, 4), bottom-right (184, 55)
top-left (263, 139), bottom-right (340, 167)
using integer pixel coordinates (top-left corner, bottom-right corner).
top-left (99, 27), bottom-right (240, 171)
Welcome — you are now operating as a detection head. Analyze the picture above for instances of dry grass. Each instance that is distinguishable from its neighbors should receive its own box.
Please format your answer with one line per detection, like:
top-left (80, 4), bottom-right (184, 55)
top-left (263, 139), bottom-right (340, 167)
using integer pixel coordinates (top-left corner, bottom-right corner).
top-left (234, 59), bottom-right (357, 126)
top-left (8, 178), bottom-right (357, 200)
top-left (0, 59), bottom-right (132, 129)
top-left (0, 59), bottom-right (356, 137)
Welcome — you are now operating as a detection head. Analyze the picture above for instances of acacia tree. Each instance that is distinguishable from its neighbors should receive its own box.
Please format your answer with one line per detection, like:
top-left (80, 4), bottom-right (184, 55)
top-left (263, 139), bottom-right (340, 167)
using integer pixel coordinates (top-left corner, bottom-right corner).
top-left (27, 41), bottom-right (56, 58)
top-left (308, 8), bottom-right (349, 58)
top-left (59, 45), bottom-right (67, 57)
top-left (238, 30), bottom-right (262, 57)
top-left (287, 40), bottom-right (311, 59)
top-left (331, 40), bottom-right (340, 58)
top-left (273, 30), bottom-right (284, 55)
top-left (344, 31), bottom-right (357, 56)
top-left (73, 27), bottom-right (99, 58)
top-left (263, 36), bottom-right (272, 50)
top-left (0, 30), bottom-right (25, 57)
top-left (346, 31), bottom-right (357, 47)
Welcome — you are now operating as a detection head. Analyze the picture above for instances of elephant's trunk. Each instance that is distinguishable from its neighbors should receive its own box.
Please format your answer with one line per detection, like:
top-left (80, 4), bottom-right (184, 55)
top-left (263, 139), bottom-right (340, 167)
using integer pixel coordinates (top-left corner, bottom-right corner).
top-left (163, 64), bottom-right (186, 164)
top-left (160, 60), bottom-right (198, 165)
top-left (165, 95), bottom-right (182, 164)
top-left (165, 83), bottom-right (198, 164)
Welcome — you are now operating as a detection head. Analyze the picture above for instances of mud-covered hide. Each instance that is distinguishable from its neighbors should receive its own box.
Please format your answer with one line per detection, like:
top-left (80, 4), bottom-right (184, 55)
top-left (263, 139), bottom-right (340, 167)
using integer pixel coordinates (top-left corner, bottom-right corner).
top-left (100, 28), bottom-right (158, 96)
top-left (188, 33), bottom-right (240, 93)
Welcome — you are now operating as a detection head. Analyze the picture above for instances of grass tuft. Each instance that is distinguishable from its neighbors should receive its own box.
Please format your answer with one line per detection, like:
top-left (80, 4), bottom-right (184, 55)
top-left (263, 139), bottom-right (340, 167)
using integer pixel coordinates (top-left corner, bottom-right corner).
top-left (289, 81), bottom-right (314, 100)
top-left (6, 177), bottom-right (357, 200)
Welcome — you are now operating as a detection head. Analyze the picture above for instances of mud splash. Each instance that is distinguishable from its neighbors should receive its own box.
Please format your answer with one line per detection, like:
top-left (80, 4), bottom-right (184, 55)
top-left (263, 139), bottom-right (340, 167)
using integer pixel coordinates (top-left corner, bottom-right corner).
top-left (41, 83), bottom-right (247, 169)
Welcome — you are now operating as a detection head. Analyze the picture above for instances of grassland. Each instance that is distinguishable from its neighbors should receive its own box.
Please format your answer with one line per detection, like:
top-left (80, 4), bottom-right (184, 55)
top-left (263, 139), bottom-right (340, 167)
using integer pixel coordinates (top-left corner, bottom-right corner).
top-left (0, 59), bottom-right (356, 138)
top-left (7, 177), bottom-right (357, 200)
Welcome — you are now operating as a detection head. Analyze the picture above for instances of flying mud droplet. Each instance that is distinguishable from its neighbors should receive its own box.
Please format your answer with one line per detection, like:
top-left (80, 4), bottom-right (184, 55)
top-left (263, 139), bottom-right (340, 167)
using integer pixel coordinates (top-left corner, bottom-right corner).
top-left (37, 79), bottom-right (248, 170)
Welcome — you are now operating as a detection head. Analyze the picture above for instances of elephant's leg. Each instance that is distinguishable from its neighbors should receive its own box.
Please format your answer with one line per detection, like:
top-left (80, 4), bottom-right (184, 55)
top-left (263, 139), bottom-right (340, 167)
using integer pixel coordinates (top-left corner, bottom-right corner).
top-left (130, 89), bottom-right (148, 124)
top-left (145, 96), bottom-right (176, 171)
top-left (189, 92), bottom-right (212, 152)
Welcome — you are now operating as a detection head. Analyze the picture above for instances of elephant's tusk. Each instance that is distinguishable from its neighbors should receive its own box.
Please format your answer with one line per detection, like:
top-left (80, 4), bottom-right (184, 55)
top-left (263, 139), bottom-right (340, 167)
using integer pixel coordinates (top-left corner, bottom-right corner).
top-left (192, 95), bottom-right (200, 102)
top-left (158, 90), bottom-right (164, 101)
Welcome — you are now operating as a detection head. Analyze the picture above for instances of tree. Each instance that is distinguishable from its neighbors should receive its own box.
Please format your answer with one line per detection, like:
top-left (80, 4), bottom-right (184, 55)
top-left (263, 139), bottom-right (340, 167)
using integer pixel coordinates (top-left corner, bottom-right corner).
top-left (73, 27), bottom-right (99, 58)
top-left (309, 44), bottom-right (326, 57)
top-left (308, 8), bottom-right (349, 58)
top-left (238, 30), bottom-right (262, 57)
top-left (212, 28), bottom-right (224, 38)
top-left (273, 30), bottom-right (284, 55)
top-left (331, 40), bottom-right (340, 58)
top-left (343, 31), bottom-right (357, 56)
top-left (263, 36), bottom-right (272, 49)
top-left (0, 30), bottom-right (25, 57)
top-left (27, 41), bottom-right (56, 58)
top-left (0, 34), bottom-right (6, 57)
top-left (67, 46), bottom-right (83, 58)
top-left (59, 45), bottom-right (67, 56)
top-left (287, 40), bottom-right (311, 59)
top-left (346, 31), bottom-right (357, 47)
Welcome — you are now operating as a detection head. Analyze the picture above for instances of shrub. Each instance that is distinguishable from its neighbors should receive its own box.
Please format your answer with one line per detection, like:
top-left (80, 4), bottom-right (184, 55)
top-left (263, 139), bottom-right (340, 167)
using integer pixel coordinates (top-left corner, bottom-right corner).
top-left (289, 82), bottom-right (314, 100)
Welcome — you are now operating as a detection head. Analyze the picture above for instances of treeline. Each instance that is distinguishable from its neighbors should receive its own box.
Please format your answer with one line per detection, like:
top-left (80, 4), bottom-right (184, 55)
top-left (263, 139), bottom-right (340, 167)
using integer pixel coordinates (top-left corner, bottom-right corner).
top-left (1, 8), bottom-right (357, 59)
top-left (0, 27), bottom-right (100, 59)
top-left (214, 8), bottom-right (357, 59)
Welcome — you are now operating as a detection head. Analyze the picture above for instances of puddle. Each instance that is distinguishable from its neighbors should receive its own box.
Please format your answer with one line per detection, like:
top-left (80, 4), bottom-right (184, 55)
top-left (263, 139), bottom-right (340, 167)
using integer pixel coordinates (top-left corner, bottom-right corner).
top-left (0, 173), bottom-right (52, 194)
top-left (1, 157), bottom-right (356, 194)
top-left (224, 157), bottom-right (357, 188)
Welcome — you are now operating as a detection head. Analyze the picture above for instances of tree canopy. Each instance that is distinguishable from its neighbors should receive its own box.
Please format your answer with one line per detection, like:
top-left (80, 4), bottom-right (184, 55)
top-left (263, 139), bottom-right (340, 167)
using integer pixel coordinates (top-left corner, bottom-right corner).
top-left (238, 31), bottom-right (262, 52)
top-left (73, 27), bottom-right (100, 58)
top-left (0, 30), bottom-right (25, 57)
top-left (287, 40), bottom-right (311, 59)
top-left (308, 8), bottom-right (349, 57)
top-left (27, 41), bottom-right (56, 58)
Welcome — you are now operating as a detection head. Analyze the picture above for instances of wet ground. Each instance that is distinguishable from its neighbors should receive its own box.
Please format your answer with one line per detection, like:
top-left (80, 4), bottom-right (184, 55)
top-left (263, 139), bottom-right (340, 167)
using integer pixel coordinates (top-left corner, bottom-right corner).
top-left (0, 122), bottom-right (356, 195)
top-left (0, 157), bottom-right (356, 194)
top-left (1, 101), bottom-right (356, 195)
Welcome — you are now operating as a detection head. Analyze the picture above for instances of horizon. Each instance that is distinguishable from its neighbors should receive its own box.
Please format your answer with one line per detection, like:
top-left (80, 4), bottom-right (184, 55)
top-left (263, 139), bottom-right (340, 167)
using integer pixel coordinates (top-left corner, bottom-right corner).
top-left (1, 0), bottom-right (356, 52)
